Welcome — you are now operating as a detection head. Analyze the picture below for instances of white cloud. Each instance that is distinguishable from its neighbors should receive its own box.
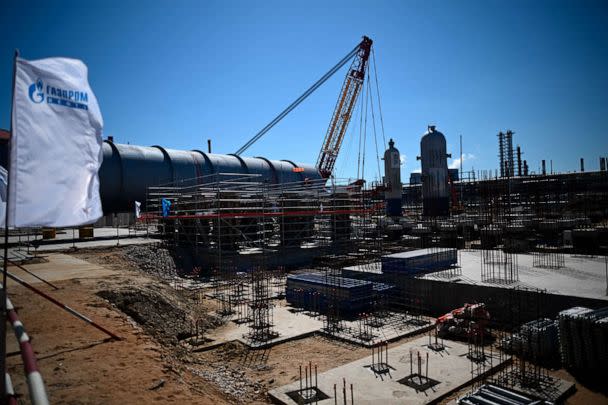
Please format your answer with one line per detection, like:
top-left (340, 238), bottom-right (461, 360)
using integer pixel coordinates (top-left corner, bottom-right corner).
top-left (449, 153), bottom-right (476, 169)
top-left (400, 154), bottom-right (407, 166)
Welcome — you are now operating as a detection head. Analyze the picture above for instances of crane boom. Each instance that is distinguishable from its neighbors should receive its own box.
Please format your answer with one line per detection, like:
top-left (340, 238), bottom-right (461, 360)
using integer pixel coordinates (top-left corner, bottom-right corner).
top-left (316, 36), bottom-right (372, 178)
top-left (234, 41), bottom-right (363, 156)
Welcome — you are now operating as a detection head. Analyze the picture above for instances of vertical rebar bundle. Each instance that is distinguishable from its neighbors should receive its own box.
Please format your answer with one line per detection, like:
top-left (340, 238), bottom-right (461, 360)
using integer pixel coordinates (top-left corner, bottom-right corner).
top-left (296, 361), bottom-right (319, 405)
top-left (532, 246), bottom-right (565, 269)
top-left (479, 179), bottom-right (520, 284)
top-left (491, 288), bottom-right (557, 395)
top-left (428, 327), bottom-right (445, 352)
top-left (323, 266), bottom-right (344, 335)
top-left (332, 378), bottom-right (354, 405)
top-left (370, 341), bottom-right (390, 374)
top-left (246, 267), bottom-right (278, 344)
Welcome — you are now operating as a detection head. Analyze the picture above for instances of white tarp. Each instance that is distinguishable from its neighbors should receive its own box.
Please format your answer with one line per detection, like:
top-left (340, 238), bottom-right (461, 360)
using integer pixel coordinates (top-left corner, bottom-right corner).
top-left (9, 57), bottom-right (104, 227)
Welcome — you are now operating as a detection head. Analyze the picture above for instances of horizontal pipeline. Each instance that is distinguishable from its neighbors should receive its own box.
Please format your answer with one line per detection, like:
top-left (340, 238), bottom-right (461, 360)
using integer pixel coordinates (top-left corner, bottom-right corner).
top-left (143, 205), bottom-right (385, 221)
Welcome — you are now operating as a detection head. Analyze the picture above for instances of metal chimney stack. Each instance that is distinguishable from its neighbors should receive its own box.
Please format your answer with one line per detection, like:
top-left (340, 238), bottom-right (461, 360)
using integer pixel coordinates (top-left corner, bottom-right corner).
top-left (580, 158), bottom-right (585, 172)
top-left (506, 130), bottom-right (515, 177)
top-left (498, 131), bottom-right (505, 177)
top-left (542, 160), bottom-right (546, 176)
top-left (516, 145), bottom-right (522, 177)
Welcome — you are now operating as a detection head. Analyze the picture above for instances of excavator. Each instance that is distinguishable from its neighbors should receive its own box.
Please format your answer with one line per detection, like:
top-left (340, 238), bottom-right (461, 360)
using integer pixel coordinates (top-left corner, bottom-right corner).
top-left (235, 36), bottom-right (373, 180)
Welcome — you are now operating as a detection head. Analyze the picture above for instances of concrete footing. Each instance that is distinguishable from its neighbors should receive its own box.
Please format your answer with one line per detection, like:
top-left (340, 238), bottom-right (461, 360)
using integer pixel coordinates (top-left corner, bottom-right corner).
top-left (269, 336), bottom-right (509, 404)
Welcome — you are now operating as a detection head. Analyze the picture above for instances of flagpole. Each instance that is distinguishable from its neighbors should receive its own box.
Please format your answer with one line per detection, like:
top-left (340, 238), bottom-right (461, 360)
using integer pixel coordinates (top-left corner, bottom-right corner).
top-left (1, 48), bottom-right (19, 399)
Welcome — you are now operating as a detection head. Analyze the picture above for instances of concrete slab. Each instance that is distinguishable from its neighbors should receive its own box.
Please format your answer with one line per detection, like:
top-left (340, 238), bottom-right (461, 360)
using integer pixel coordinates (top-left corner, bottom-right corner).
top-left (269, 336), bottom-right (508, 405)
top-left (199, 304), bottom-right (324, 350)
top-left (422, 250), bottom-right (608, 301)
top-left (3, 248), bottom-right (36, 263)
top-left (319, 313), bottom-right (435, 347)
top-left (35, 237), bottom-right (156, 252)
top-left (5, 227), bottom-right (148, 245)
top-left (347, 251), bottom-right (608, 301)
top-left (7, 253), bottom-right (116, 285)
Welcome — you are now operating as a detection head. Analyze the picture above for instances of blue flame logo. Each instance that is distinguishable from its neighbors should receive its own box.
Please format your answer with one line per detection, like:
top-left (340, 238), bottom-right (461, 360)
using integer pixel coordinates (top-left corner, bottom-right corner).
top-left (28, 79), bottom-right (44, 103)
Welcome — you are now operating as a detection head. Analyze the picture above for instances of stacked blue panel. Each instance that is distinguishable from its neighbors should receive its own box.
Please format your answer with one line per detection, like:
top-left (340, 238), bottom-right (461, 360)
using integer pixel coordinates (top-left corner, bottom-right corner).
top-left (381, 248), bottom-right (457, 275)
top-left (285, 273), bottom-right (392, 316)
top-left (557, 306), bottom-right (608, 372)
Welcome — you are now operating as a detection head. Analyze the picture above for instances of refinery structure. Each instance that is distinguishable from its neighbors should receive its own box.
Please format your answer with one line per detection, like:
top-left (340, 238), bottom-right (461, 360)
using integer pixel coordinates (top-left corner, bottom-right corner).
top-left (2, 34), bottom-right (608, 405)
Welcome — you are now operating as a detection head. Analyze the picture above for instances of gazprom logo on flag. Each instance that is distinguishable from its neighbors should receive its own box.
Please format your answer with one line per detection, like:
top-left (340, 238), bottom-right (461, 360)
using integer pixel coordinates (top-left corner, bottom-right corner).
top-left (28, 79), bottom-right (45, 103)
top-left (28, 78), bottom-right (89, 110)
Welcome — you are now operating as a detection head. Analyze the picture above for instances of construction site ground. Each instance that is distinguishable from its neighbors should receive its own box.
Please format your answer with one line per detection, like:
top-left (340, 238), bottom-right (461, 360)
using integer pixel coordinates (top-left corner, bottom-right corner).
top-left (3, 246), bottom-right (606, 404)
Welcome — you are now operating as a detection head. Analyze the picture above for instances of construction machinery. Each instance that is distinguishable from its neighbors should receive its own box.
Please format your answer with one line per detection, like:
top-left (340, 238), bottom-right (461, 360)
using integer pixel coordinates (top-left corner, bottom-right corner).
top-left (235, 36), bottom-right (373, 180)
top-left (316, 36), bottom-right (372, 178)
top-left (436, 303), bottom-right (491, 339)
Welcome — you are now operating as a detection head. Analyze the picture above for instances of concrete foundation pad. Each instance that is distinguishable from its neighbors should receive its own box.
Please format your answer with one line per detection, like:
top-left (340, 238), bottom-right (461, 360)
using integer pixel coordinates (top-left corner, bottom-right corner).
top-left (319, 313), bottom-right (435, 347)
top-left (198, 305), bottom-right (324, 350)
top-left (425, 250), bottom-right (608, 301)
top-left (36, 237), bottom-right (156, 252)
top-left (198, 304), bottom-right (436, 350)
top-left (491, 372), bottom-right (576, 403)
top-left (7, 253), bottom-right (116, 285)
top-left (269, 336), bottom-right (508, 405)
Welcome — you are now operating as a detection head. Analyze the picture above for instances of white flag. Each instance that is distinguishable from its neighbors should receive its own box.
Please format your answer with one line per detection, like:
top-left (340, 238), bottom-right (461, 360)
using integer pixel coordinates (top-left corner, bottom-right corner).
top-left (134, 201), bottom-right (141, 219)
top-left (9, 57), bottom-right (104, 227)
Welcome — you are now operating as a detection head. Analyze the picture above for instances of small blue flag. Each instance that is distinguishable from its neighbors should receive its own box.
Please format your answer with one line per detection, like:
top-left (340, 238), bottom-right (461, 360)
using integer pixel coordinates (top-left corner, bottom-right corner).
top-left (162, 198), bottom-right (171, 217)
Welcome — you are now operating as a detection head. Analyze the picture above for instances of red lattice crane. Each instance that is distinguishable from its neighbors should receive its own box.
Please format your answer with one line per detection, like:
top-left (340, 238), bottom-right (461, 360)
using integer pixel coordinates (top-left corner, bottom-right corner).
top-left (316, 36), bottom-right (372, 178)
top-left (235, 36), bottom-right (373, 179)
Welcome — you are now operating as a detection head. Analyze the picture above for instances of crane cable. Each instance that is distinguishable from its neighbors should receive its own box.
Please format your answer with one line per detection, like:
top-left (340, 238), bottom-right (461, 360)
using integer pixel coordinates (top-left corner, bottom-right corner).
top-left (356, 85), bottom-right (365, 180)
top-left (367, 73), bottom-right (382, 183)
top-left (234, 43), bottom-right (361, 156)
top-left (361, 72), bottom-right (370, 181)
top-left (371, 47), bottom-right (387, 149)
top-left (356, 45), bottom-right (386, 183)
top-left (336, 89), bottom-right (364, 181)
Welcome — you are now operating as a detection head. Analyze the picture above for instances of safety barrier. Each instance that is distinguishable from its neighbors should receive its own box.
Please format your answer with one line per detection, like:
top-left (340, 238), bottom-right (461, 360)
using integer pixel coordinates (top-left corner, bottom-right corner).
top-left (5, 296), bottom-right (49, 405)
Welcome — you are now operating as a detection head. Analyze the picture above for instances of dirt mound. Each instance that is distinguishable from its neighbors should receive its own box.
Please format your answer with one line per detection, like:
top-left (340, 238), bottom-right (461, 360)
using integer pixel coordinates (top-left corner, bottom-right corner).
top-left (122, 244), bottom-right (179, 279)
top-left (97, 284), bottom-right (219, 345)
top-left (216, 341), bottom-right (248, 360)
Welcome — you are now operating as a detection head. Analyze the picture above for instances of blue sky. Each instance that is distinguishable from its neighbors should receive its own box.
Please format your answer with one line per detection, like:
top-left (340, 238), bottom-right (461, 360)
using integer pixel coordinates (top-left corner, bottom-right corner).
top-left (1, 0), bottom-right (607, 181)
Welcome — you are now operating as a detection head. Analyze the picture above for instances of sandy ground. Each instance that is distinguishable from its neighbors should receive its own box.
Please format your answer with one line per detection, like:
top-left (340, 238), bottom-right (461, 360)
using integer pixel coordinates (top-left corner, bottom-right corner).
top-left (3, 246), bottom-right (607, 404)
top-left (5, 250), bottom-right (229, 404)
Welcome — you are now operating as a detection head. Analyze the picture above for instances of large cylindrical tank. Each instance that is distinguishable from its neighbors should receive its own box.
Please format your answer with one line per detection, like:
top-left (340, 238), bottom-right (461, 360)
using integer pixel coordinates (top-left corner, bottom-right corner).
top-left (99, 141), bottom-right (322, 213)
top-left (383, 138), bottom-right (402, 216)
top-left (419, 125), bottom-right (449, 217)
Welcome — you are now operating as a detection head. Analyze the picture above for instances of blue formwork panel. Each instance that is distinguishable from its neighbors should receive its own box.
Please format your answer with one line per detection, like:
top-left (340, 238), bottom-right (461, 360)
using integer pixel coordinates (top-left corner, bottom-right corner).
top-left (342, 263), bottom-right (383, 282)
top-left (381, 248), bottom-right (457, 275)
top-left (558, 306), bottom-right (608, 372)
top-left (286, 273), bottom-right (393, 316)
